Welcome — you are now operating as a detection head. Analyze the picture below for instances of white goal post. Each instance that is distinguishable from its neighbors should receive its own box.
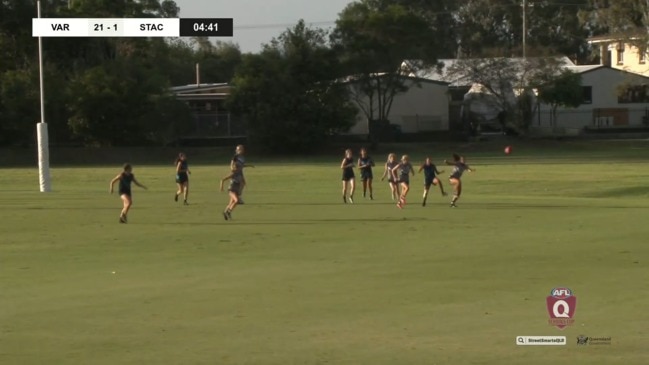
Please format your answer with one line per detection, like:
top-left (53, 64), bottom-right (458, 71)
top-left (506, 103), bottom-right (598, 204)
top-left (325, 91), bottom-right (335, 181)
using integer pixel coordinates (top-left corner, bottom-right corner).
top-left (37, 0), bottom-right (51, 192)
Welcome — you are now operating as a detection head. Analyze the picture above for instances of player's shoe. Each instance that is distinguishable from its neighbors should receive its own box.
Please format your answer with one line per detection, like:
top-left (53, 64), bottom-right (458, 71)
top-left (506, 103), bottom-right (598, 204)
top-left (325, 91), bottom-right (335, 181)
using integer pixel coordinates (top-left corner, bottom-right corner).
top-left (183, 200), bottom-right (189, 206)
top-left (348, 195), bottom-right (354, 204)
top-left (223, 211), bottom-right (229, 220)
top-left (343, 196), bottom-right (347, 204)
top-left (238, 198), bottom-right (245, 205)
top-left (370, 194), bottom-right (373, 200)
top-left (422, 200), bottom-right (426, 207)
top-left (119, 214), bottom-right (126, 223)
top-left (450, 203), bottom-right (457, 208)
top-left (226, 210), bottom-right (232, 219)
top-left (174, 194), bottom-right (178, 202)
top-left (442, 192), bottom-right (448, 196)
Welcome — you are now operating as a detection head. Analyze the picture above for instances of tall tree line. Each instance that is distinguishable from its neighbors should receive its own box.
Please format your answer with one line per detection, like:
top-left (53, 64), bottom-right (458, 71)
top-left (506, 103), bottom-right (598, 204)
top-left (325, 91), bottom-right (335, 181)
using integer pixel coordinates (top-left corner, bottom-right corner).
top-left (0, 0), bottom-right (241, 147)
top-left (1, 0), bottom-right (644, 149)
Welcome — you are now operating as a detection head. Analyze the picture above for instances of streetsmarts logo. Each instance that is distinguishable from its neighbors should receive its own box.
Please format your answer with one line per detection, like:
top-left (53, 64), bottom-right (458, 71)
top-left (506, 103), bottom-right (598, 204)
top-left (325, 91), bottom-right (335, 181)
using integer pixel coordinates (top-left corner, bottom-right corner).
top-left (546, 288), bottom-right (576, 330)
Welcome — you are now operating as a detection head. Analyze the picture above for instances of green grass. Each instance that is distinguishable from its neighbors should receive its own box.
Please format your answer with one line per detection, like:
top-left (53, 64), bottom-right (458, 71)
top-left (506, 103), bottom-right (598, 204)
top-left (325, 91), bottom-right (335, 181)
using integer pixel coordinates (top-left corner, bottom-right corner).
top-left (2, 144), bottom-right (649, 364)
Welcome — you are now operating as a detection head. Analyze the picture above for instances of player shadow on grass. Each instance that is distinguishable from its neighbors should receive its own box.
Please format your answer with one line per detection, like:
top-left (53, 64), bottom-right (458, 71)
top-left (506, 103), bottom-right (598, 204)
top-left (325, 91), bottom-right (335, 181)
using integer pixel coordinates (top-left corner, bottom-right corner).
top-left (145, 217), bottom-right (430, 225)
top-left (468, 202), bottom-right (645, 209)
top-left (254, 202), bottom-right (412, 206)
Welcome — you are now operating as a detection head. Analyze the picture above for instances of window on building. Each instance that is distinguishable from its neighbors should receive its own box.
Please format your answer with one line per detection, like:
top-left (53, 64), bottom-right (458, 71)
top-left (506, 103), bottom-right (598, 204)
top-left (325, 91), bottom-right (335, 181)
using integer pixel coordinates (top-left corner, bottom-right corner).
top-left (582, 86), bottom-right (593, 104)
top-left (617, 42), bottom-right (625, 65)
top-left (617, 49), bottom-right (625, 64)
top-left (640, 48), bottom-right (646, 64)
top-left (618, 85), bottom-right (649, 104)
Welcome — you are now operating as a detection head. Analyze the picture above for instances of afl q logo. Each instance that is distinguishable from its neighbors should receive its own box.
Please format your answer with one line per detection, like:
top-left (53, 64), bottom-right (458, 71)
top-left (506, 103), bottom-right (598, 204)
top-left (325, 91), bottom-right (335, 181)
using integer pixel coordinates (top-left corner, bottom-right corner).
top-left (546, 287), bottom-right (577, 330)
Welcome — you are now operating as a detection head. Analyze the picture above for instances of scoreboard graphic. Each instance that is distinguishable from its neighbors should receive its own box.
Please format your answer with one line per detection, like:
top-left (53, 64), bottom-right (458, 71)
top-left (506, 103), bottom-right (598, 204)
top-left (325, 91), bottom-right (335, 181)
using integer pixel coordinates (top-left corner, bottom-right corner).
top-left (32, 18), bottom-right (234, 37)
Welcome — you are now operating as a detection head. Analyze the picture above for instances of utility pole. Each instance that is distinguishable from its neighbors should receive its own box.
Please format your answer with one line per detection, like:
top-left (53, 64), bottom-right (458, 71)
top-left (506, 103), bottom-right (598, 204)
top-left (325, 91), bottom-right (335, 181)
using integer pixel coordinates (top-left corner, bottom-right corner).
top-left (522, 0), bottom-right (527, 58)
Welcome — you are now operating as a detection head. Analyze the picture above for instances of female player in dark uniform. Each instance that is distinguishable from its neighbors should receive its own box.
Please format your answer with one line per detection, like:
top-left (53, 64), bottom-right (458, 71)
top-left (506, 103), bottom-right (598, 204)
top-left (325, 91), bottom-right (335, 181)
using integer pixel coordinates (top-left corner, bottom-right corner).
top-left (174, 153), bottom-right (191, 205)
top-left (220, 170), bottom-right (241, 221)
top-left (109, 163), bottom-right (147, 223)
top-left (340, 149), bottom-right (355, 204)
top-left (444, 154), bottom-right (475, 207)
top-left (391, 155), bottom-right (415, 208)
top-left (358, 147), bottom-right (375, 200)
top-left (231, 145), bottom-right (253, 204)
top-left (380, 153), bottom-right (400, 201)
top-left (419, 157), bottom-right (447, 206)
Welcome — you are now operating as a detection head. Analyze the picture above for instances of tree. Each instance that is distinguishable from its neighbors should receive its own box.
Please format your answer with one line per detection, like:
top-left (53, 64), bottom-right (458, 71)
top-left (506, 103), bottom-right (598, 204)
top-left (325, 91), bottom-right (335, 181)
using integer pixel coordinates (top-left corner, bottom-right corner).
top-left (455, 0), bottom-right (591, 61)
top-left (66, 58), bottom-right (191, 146)
top-left (579, 0), bottom-right (649, 50)
top-left (0, 0), bottom-right (202, 146)
top-left (228, 20), bottom-right (357, 153)
top-left (331, 1), bottom-right (441, 145)
top-left (445, 57), bottom-right (570, 132)
top-left (535, 70), bottom-right (583, 126)
top-left (192, 39), bottom-right (243, 83)
top-left (365, 0), bottom-right (460, 58)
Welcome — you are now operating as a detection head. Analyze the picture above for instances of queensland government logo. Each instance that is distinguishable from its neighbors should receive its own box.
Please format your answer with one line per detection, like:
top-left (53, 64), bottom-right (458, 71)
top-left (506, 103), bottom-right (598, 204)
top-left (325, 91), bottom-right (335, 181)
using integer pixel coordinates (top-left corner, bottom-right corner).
top-left (546, 287), bottom-right (576, 330)
top-left (577, 335), bottom-right (612, 346)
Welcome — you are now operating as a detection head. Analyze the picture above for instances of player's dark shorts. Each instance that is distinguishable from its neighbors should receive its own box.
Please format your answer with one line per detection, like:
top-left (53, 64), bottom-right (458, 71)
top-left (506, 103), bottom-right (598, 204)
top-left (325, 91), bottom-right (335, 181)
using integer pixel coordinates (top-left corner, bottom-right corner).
top-left (424, 176), bottom-right (435, 188)
top-left (119, 188), bottom-right (131, 197)
top-left (228, 181), bottom-right (241, 194)
top-left (399, 177), bottom-right (409, 186)
top-left (176, 172), bottom-right (188, 184)
top-left (342, 170), bottom-right (355, 181)
top-left (360, 169), bottom-right (373, 181)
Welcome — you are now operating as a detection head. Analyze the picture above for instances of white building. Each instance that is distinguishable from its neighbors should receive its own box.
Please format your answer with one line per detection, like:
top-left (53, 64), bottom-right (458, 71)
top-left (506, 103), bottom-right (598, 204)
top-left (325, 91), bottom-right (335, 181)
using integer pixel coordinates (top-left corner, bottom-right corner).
top-left (402, 57), bottom-right (649, 133)
top-left (534, 65), bottom-right (649, 132)
top-left (345, 77), bottom-right (450, 135)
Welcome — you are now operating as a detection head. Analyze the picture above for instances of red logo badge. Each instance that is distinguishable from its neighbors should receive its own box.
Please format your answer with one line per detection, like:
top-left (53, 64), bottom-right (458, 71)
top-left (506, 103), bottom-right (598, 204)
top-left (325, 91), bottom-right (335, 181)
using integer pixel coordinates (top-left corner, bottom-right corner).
top-left (546, 287), bottom-right (576, 330)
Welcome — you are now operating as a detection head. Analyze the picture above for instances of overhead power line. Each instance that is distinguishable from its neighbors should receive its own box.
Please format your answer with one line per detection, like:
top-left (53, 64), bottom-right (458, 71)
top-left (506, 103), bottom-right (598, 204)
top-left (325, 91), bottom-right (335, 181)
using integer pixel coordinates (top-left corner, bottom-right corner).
top-left (231, 2), bottom-right (593, 31)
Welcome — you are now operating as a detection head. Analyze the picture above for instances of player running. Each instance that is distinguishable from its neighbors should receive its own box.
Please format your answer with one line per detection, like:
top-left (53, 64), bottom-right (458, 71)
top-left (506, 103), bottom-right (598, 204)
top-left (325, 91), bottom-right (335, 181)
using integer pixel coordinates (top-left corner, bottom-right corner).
top-left (444, 154), bottom-right (475, 208)
top-left (174, 152), bottom-right (191, 205)
top-left (380, 153), bottom-right (400, 201)
top-left (341, 149), bottom-right (355, 204)
top-left (391, 155), bottom-right (415, 209)
top-left (231, 145), bottom-right (253, 204)
top-left (109, 163), bottom-right (147, 223)
top-left (358, 147), bottom-right (375, 200)
top-left (220, 170), bottom-right (241, 221)
top-left (419, 157), bottom-right (447, 206)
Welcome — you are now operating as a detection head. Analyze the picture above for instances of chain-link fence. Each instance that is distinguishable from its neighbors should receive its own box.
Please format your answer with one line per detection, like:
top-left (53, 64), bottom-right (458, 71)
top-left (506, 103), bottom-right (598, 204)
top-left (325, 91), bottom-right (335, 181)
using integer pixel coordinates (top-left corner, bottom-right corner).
top-left (533, 107), bottom-right (649, 129)
top-left (184, 112), bottom-right (246, 138)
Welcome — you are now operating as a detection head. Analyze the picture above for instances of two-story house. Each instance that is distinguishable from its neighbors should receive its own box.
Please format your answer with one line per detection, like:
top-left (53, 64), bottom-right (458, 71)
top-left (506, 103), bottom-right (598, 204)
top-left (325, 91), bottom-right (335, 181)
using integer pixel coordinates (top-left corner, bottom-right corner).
top-left (588, 34), bottom-right (649, 76)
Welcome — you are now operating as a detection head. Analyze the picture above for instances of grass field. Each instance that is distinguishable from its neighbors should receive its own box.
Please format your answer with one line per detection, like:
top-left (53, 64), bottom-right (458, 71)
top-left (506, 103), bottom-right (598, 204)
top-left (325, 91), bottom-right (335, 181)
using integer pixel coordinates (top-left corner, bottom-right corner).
top-left (1, 141), bottom-right (649, 364)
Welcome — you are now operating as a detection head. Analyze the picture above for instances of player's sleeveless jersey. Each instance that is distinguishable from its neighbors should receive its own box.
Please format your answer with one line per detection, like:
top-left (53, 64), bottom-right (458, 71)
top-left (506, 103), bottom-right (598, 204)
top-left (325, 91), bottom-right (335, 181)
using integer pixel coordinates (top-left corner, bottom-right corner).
top-left (450, 162), bottom-right (468, 179)
top-left (176, 160), bottom-right (189, 183)
top-left (422, 163), bottom-right (437, 179)
top-left (359, 156), bottom-right (373, 172)
top-left (386, 161), bottom-right (399, 182)
top-left (119, 172), bottom-right (134, 195)
top-left (232, 154), bottom-right (245, 183)
top-left (342, 157), bottom-right (354, 181)
top-left (359, 156), bottom-right (374, 179)
top-left (398, 163), bottom-right (412, 182)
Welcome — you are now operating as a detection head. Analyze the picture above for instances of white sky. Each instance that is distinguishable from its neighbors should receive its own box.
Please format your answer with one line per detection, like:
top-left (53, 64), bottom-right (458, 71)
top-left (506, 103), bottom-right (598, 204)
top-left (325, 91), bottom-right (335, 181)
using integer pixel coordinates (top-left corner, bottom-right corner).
top-left (174, 0), bottom-right (355, 53)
